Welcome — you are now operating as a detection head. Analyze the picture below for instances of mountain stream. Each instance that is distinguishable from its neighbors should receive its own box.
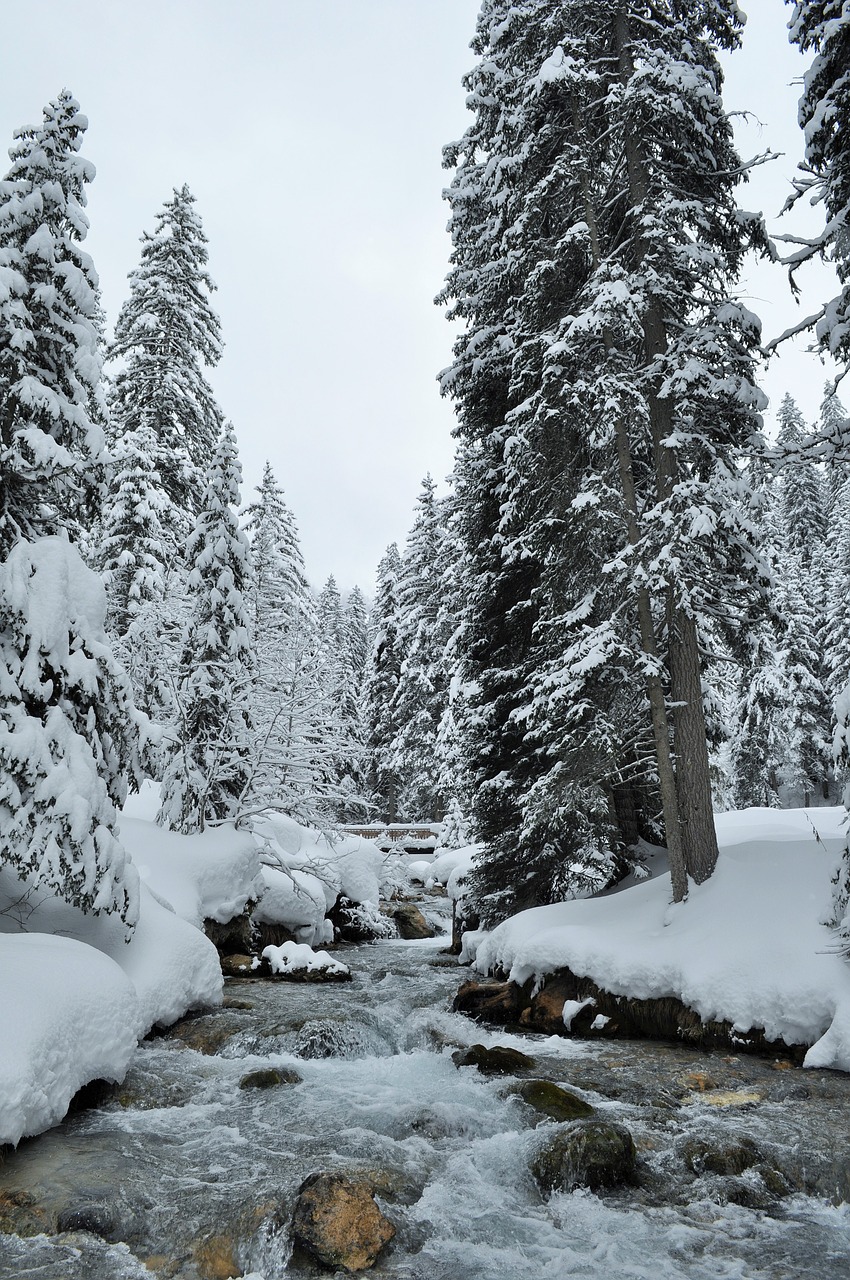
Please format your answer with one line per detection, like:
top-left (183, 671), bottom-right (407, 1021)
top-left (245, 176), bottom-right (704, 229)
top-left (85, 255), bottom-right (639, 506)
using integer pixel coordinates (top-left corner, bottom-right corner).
top-left (2, 892), bottom-right (850, 1279)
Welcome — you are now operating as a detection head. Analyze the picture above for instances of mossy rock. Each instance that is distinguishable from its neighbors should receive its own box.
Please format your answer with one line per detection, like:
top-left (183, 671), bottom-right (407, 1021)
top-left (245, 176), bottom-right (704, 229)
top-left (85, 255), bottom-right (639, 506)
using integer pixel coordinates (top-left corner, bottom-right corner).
top-left (239, 1067), bottom-right (302, 1089)
top-left (531, 1119), bottom-right (636, 1196)
top-left (515, 1079), bottom-right (595, 1122)
top-left (0, 1189), bottom-right (50, 1238)
top-left (451, 1043), bottom-right (536, 1074)
top-left (682, 1135), bottom-right (762, 1177)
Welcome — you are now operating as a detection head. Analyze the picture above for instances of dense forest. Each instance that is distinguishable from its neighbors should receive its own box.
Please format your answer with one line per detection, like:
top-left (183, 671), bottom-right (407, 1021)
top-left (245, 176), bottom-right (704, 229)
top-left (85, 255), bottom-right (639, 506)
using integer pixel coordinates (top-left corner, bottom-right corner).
top-left (1, 0), bottom-right (849, 947)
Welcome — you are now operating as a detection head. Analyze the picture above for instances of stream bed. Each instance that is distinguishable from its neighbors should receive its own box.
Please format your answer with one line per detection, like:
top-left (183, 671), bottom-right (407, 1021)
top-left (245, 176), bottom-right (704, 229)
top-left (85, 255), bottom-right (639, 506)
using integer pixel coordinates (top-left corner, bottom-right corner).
top-left (2, 894), bottom-right (850, 1279)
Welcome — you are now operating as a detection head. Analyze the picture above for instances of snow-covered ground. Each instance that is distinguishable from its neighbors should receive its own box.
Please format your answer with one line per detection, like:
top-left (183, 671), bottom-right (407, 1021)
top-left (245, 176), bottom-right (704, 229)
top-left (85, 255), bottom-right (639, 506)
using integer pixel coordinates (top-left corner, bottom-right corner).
top-left (465, 807), bottom-right (850, 1072)
top-left (0, 788), bottom-right (398, 1146)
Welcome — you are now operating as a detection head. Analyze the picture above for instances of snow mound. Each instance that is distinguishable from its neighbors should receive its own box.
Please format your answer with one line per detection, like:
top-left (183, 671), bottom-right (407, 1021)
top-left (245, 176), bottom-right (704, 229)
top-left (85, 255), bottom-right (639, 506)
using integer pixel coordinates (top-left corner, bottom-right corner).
top-left (122, 814), bottom-right (263, 928)
top-left (261, 940), bottom-right (350, 977)
top-left (471, 808), bottom-right (850, 1071)
top-left (426, 845), bottom-right (479, 899)
top-left (252, 812), bottom-right (390, 944)
top-left (253, 864), bottom-right (333, 946)
top-left (0, 933), bottom-right (139, 1146)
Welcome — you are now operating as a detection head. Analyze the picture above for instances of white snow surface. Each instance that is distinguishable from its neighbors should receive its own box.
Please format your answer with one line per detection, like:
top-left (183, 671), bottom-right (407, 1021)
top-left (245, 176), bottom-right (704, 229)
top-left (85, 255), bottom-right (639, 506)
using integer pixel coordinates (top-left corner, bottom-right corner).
top-left (0, 933), bottom-right (139, 1146)
top-left (426, 845), bottom-right (479, 899)
top-left (0, 790), bottom-right (266, 1144)
top-left (261, 940), bottom-right (350, 977)
top-left (469, 808), bottom-right (850, 1071)
top-left (251, 810), bottom-right (390, 944)
top-left (123, 811), bottom-right (263, 929)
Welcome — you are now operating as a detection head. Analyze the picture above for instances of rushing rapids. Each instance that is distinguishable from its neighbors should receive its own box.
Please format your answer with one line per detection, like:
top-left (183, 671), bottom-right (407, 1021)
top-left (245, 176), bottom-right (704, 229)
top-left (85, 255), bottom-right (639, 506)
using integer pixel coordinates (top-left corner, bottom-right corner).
top-left (2, 893), bottom-right (850, 1279)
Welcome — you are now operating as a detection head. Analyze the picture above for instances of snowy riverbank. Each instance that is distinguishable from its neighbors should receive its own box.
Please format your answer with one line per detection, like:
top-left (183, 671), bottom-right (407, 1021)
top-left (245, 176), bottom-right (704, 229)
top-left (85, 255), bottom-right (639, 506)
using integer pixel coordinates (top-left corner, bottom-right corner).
top-left (0, 789), bottom-right (403, 1147)
top-left (463, 808), bottom-right (850, 1072)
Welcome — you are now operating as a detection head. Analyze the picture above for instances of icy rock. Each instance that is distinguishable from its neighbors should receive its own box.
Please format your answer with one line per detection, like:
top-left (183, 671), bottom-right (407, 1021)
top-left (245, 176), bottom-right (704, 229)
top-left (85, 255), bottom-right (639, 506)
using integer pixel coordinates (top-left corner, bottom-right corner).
top-left (531, 1119), bottom-right (636, 1196)
top-left (291, 1172), bottom-right (395, 1272)
top-left (261, 941), bottom-right (351, 981)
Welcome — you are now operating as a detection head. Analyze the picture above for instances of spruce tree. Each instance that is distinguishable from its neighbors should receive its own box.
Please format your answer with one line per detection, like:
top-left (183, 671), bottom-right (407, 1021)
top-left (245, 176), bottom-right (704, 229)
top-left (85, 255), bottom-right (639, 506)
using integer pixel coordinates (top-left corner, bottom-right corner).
top-left (0, 90), bottom-right (104, 551)
top-left (0, 538), bottom-right (145, 927)
top-left (158, 424), bottom-right (254, 833)
top-left (786, 1), bottom-right (850, 364)
top-left (391, 476), bottom-right (451, 821)
top-left (243, 461), bottom-right (312, 639)
top-left (773, 393), bottom-right (831, 798)
top-left (363, 544), bottom-right (403, 823)
top-left (441, 0), bottom-right (769, 917)
top-left (100, 419), bottom-right (171, 635)
top-left (108, 185), bottom-right (223, 524)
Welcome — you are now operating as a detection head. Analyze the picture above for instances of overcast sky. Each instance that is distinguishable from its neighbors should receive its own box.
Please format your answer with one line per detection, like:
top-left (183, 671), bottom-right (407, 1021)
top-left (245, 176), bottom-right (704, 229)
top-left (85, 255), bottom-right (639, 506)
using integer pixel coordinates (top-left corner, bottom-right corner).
top-left (0, 1), bottom-right (840, 591)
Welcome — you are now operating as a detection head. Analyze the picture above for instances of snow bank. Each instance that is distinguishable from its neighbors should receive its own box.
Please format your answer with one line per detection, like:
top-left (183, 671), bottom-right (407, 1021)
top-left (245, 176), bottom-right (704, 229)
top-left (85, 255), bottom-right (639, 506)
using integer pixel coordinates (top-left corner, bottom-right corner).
top-left (253, 864), bottom-right (333, 945)
top-left (122, 813), bottom-right (264, 928)
top-left (470, 808), bottom-right (850, 1071)
top-left (426, 845), bottom-right (479, 897)
top-left (261, 940), bottom-right (350, 977)
top-left (252, 811), bottom-right (391, 944)
top-left (0, 934), bottom-right (139, 1146)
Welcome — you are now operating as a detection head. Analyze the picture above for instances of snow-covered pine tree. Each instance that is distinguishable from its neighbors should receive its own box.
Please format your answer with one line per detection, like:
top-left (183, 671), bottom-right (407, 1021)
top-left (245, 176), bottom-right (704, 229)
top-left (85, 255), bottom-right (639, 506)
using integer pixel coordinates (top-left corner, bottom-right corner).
top-left (0, 538), bottom-right (146, 927)
top-left (100, 419), bottom-right (171, 636)
top-left (337, 584), bottom-right (370, 818)
top-left (786, 1), bottom-right (850, 365)
top-left (108, 185), bottom-right (223, 525)
top-left (97, 417), bottom-right (179, 727)
top-left (772, 394), bottom-right (832, 799)
top-left (242, 461), bottom-right (312, 642)
top-left (238, 464), bottom-right (349, 825)
top-left (391, 476), bottom-right (451, 821)
top-left (0, 90), bottom-right (105, 552)
top-left (363, 544), bottom-right (403, 823)
top-left (441, 0), bottom-right (769, 916)
top-left (158, 424), bottom-right (254, 833)
top-left (344, 586), bottom-right (369, 697)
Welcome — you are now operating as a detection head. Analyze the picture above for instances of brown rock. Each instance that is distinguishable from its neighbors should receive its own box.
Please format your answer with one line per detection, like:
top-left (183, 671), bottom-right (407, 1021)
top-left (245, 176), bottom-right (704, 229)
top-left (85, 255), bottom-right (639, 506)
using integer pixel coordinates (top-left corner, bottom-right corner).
top-left (453, 979), bottom-right (524, 1023)
top-left (452, 1043), bottom-right (536, 1074)
top-left (0, 1188), bottom-right (49, 1238)
top-left (191, 1233), bottom-right (241, 1279)
top-left (221, 954), bottom-right (255, 978)
top-left (292, 1173), bottom-right (395, 1272)
top-left (390, 902), bottom-right (435, 940)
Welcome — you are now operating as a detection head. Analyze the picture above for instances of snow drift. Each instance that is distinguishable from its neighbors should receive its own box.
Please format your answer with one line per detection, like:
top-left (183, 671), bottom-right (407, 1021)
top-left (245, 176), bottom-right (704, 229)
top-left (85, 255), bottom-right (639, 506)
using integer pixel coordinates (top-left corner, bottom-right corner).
top-left (467, 808), bottom-right (850, 1071)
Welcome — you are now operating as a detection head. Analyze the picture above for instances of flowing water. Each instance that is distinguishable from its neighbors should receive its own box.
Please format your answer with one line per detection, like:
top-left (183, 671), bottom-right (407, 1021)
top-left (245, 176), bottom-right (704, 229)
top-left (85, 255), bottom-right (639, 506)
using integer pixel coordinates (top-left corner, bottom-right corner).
top-left (2, 893), bottom-right (850, 1279)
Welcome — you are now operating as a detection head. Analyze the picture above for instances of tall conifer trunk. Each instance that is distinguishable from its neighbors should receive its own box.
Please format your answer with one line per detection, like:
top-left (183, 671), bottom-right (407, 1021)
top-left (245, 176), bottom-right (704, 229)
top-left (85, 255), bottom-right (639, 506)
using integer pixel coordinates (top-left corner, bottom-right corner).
top-left (614, 3), bottom-right (719, 886)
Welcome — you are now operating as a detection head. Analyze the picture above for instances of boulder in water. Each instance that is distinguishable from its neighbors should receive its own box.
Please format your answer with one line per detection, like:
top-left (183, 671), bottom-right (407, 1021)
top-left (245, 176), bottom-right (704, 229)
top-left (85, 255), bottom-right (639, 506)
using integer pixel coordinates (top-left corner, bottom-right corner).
top-left (387, 902), bottom-right (435, 940)
top-left (56, 1200), bottom-right (120, 1241)
top-left (452, 1043), bottom-right (536, 1074)
top-left (292, 1172), bottom-right (395, 1271)
top-left (515, 1079), bottom-right (595, 1122)
top-left (221, 953), bottom-right (255, 977)
top-left (239, 1067), bottom-right (302, 1089)
top-left (682, 1135), bottom-right (763, 1177)
top-left (531, 1119), bottom-right (636, 1196)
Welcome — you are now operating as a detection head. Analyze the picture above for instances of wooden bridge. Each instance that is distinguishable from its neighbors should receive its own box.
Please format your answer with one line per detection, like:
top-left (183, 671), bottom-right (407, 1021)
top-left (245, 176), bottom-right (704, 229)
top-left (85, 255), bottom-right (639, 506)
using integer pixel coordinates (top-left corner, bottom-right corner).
top-left (338, 824), bottom-right (442, 852)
